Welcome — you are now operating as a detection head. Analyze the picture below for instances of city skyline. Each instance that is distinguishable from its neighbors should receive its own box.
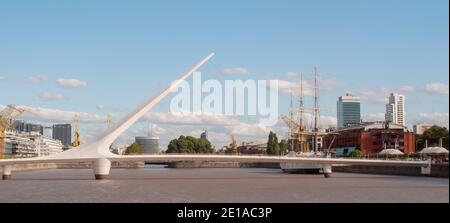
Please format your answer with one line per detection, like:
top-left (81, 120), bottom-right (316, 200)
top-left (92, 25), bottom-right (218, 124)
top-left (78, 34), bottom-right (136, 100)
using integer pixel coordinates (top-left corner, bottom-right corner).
top-left (0, 0), bottom-right (448, 148)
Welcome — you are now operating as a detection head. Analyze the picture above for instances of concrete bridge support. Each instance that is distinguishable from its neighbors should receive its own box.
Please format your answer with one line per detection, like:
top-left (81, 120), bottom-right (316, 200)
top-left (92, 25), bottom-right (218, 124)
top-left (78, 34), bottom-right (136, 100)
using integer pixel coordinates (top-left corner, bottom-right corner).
top-left (323, 164), bottom-right (332, 178)
top-left (2, 165), bottom-right (12, 180)
top-left (93, 158), bottom-right (111, 180)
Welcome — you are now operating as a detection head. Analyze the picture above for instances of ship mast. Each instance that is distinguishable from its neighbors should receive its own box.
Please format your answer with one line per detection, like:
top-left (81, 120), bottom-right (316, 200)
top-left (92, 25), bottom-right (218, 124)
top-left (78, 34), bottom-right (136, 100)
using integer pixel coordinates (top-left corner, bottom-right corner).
top-left (312, 66), bottom-right (320, 153)
top-left (289, 90), bottom-right (294, 152)
top-left (298, 72), bottom-right (307, 152)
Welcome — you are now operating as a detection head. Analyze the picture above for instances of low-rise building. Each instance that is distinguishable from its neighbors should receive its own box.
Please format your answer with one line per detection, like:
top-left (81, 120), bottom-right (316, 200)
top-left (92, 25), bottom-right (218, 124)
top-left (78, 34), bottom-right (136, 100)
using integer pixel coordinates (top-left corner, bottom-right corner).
top-left (413, 124), bottom-right (435, 135)
top-left (323, 122), bottom-right (415, 155)
top-left (238, 141), bottom-right (267, 154)
top-left (4, 130), bottom-right (64, 158)
top-left (35, 137), bottom-right (64, 157)
top-left (4, 130), bottom-right (37, 158)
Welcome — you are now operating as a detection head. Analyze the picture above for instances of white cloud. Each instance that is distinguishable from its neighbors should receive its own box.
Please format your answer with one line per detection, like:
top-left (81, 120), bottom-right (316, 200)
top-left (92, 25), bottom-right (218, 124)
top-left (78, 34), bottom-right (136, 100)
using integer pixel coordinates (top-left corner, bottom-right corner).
top-left (143, 112), bottom-right (241, 126)
top-left (56, 78), bottom-right (88, 88)
top-left (359, 87), bottom-right (390, 104)
top-left (277, 79), bottom-right (313, 96)
top-left (285, 72), bottom-right (300, 78)
top-left (277, 76), bottom-right (338, 96)
top-left (425, 83), bottom-right (449, 95)
top-left (17, 105), bottom-right (108, 124)
top-left (0, 76), bottom-right (6, 81)
top-left (320, 77), bottom-right (339, 91)
top-left (27, 75), bottom-right (48, 83)
top-left (398, 85), bottom-right (415, 92)
top-left (227, 123), bottom-right (272, 137)
top-left (221, 67), bottom-right (249, 75)
top-left (362, 113), bottom-right (385, 122)
top-left (415, 113), bottom-right (449, 127)
top-left (39, 92), bottom-right (68, 101)
top-left (319, 115), bottom-right (338, 128)
top-left (280, 113), bottom-right (337, 129)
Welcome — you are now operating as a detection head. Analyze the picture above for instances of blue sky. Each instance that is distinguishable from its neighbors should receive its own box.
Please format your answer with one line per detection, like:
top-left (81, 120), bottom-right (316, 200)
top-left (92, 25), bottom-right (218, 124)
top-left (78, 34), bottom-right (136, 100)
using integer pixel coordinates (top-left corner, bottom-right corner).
top-left (0, 0), bottom-right (448, 148)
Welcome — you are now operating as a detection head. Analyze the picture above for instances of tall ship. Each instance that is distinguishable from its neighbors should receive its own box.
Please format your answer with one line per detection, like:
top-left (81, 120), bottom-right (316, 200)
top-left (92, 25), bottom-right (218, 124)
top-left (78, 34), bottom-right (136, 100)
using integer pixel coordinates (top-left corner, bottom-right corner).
top-left (280, 67), bottom-right (330, 174)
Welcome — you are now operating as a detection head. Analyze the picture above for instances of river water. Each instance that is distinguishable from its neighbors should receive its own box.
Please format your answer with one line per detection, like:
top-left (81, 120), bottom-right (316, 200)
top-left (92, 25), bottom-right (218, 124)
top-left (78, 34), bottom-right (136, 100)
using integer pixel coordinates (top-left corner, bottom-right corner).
top-left (0, 166), bottom-right (448, 203)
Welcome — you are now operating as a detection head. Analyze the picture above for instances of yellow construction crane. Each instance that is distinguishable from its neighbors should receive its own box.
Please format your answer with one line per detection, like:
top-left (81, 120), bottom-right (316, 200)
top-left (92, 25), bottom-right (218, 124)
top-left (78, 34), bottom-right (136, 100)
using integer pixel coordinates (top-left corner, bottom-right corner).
top-left (107, 114), bottom-right (112, 129)
top-left (71, 114), bottom-right (81, 147)
top-left (230, 135), bottom-right (238, 155)
top-left (0, 105), bottom-right (26, 159)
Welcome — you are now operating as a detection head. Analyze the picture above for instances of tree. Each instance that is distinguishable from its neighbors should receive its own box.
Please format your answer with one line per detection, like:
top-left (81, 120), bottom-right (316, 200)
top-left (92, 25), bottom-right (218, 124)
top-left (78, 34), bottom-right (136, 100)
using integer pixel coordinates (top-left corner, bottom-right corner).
top-left (166, 135), bottom-right (214, 154)
top-left (124, 142), bottom-right (143, 155)
top-left (167, 139), bottom-right (178, 153)
top-left (350, 149), bottom-right (361, 158)
top-left (266, 131), bottom-right (281, 155)
top-left (416, 126), bottom-right (449, 150)
top-left (279, 139), bottom-right (289, 155)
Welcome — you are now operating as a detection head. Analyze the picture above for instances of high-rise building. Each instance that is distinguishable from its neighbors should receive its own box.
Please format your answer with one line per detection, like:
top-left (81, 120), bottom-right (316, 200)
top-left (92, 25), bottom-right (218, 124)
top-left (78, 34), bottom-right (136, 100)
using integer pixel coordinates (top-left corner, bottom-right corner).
top-left (337, 93), bottom-right (361, 129)
top-left (52, 124), bottom-right (72, 148)
top-left (413, 124), bottom-right (434, 135)
top-left (200, 131), bottom-right (208, 140)
top-left (25, 123), bottom-right (44, 135)
top-left (11, 120), bottom-right (25, 132)
top-left (11, 121), bottom-right (43, 135)
top-left (385, 93), bottom-right (405, 126)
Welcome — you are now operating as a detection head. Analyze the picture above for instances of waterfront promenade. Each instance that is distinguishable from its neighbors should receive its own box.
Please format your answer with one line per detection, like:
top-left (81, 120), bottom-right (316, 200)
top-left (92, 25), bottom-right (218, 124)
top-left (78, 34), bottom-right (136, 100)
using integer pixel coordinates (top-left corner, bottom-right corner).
top-left (0, 167), bottom-right (447, 203)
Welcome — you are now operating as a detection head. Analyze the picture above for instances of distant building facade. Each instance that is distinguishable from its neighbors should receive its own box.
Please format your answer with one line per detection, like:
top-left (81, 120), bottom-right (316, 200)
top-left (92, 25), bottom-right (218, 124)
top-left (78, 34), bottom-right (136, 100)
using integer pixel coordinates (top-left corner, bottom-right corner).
top-left (237, 141), bottom-right (267, 154)
top-left (3, 130), bottom-right (63, 158)
top-left (4, 130), bottom-right (37, 158)
top-left (200, 131), bottom-right (208, 140)
top-left (11, 120), bottom-right (44, 135)
top-left (135, 124), bottom-right (160, 154)
top-left (323, 122), bottom-right (416, 155)
top-left (413, 124), bottom-right (435, 135)
top-left (135, 136), bottom-right (160, 154)
top-left (52, 124), bottom-right (72, 148)
top-left (35, 138), bottom-right (64, 156)
top-left (385, 93), bottom-right (406, 126)
top-left (337, 93), bottom-right (361, 129)
top-left (26, 123), bottom-right (44, 135)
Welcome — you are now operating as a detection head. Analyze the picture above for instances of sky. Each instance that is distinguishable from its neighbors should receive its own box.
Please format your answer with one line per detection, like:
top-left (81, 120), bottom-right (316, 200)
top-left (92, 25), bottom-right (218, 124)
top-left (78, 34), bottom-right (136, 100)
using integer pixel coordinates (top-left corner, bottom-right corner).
top-left (0, 0), bottom-right (448, 149)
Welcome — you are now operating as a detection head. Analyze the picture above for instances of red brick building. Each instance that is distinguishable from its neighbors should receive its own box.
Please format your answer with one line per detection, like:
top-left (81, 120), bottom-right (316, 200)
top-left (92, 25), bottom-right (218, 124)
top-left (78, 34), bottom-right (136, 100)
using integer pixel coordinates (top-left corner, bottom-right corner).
top-left (323, 122), bottom-right (416, 155)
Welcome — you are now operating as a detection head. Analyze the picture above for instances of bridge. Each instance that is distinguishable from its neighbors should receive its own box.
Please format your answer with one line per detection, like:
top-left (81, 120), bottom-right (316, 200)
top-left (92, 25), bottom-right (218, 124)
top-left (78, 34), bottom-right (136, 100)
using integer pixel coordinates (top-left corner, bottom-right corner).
top-left (0, 53), bottom-right (430, 180)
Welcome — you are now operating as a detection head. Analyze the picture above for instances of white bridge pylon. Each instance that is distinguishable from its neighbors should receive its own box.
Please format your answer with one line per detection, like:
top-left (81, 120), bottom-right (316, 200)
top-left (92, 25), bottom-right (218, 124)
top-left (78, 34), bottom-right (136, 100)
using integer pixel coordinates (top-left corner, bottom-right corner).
top-left (0, 53), bottom-right (430, 180)
top-left (1, 53), bottom-right (214, 179)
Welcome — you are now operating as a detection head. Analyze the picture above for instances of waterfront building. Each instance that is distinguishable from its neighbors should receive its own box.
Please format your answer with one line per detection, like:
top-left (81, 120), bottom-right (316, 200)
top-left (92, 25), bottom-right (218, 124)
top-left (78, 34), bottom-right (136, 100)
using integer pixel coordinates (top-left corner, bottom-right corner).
top-left (11, 120), bottom-right (44, 135)
top-left (4, 130), bottom-right (64, 157)
top-left (337, 93), bottom-right (361, 129)
top-left (135, 124), bottom-right (160, 154)
top-left (413, 124), bottom-right (435, 135)
top-left (323, 122), bottom-right (415, 155)
top-left (35, 137), bottom-right (64, 157)
top-left (385, 93), bottom-right (406, 126)
top-left (237, 141), bottom-right (267, 154)
top-left (52, 124), bottom-right (72, 148)
top-left (3, 130), bottom-right (37, 158)
top-left (25, 123), bottom-right (44, 135)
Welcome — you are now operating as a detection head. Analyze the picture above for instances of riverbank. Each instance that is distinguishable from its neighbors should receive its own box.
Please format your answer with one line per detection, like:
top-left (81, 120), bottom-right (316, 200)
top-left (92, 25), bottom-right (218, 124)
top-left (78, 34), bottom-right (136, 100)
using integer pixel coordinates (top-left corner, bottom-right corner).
top-left (2, 161), bottom-right (448, 178)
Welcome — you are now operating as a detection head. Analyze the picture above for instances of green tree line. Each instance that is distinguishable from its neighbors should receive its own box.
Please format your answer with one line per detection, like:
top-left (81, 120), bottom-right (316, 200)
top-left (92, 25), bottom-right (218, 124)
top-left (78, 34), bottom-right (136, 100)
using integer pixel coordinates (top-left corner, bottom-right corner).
top-left (166, 135), bottom-right (214, 154)
top-left (266, 131), bottom-right (289, 155)
top-left (416, 125), bottom-right (449, 150)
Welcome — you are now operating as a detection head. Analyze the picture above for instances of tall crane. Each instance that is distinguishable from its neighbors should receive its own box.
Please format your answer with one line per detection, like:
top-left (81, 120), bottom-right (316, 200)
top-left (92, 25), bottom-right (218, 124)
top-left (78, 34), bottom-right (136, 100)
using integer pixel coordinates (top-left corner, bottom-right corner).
top-left (71, 114), bottom-right (81, 147)
top-left (107, 114), bottom-right (112, 129)
top-left (230, 135), bottom-right (238, 155)
top-left (0, 105), bottom-right (26, 159)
